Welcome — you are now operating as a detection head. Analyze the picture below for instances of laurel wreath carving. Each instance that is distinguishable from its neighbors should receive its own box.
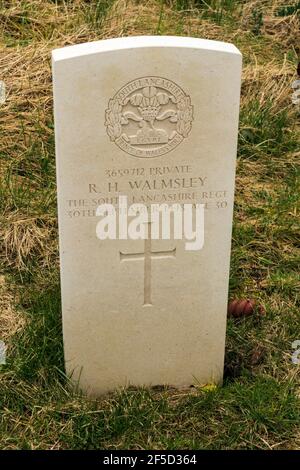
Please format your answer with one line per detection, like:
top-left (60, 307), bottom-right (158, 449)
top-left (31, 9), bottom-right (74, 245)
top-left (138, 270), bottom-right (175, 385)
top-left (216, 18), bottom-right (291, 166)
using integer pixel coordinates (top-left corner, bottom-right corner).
top-left (104, 99), bottom-right (123, 142)
top-left (176, 96), bottom-right (193, 138)
top-left (105, 92), bottom-right (193, 143)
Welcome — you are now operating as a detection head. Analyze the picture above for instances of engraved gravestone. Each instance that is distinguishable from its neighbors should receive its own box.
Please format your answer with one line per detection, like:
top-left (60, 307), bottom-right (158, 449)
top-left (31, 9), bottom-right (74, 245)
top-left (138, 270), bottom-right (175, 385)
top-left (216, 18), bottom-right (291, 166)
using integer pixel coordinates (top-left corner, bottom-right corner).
top-left (52, 36), bottom-right (242, 395)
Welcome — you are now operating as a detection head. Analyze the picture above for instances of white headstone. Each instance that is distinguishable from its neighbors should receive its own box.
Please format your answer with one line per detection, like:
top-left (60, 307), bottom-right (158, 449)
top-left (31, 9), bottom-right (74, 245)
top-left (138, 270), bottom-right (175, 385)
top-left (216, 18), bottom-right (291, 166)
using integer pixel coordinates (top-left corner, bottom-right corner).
top-left (52, 36), bottom-right (242, 395)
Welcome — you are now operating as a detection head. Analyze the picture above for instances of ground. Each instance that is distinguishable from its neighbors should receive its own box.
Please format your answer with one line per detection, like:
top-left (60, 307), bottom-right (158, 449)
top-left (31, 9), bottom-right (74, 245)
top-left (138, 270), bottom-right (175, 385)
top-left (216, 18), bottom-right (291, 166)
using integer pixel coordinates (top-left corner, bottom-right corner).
top-left (0, 0), bottom-right (299, 450)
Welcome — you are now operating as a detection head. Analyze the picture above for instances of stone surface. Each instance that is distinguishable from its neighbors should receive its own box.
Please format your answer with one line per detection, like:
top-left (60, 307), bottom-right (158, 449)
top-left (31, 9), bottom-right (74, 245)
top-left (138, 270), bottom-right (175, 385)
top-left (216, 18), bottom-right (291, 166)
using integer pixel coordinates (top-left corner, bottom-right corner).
top-left (52, 36), bottom-right (242, 395)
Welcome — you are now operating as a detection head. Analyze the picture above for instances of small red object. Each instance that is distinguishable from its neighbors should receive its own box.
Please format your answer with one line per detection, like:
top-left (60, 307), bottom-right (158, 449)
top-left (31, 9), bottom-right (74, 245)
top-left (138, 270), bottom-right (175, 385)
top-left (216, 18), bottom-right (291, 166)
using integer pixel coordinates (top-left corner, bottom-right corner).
top-left (228, 299), bottom-right (264, 318)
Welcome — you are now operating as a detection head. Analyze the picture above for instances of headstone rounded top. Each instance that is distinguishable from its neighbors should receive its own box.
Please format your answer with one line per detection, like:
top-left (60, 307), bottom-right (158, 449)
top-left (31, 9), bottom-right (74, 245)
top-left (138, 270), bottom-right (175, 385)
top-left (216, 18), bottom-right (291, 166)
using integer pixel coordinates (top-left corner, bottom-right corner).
top-left (52, 36), bottom-right (241, 62)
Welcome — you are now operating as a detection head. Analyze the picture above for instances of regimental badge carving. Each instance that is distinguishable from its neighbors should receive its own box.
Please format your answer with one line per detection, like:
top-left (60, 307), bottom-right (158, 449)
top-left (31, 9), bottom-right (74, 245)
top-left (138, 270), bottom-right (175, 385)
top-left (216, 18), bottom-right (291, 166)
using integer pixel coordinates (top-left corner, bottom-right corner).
top-left (105, 76), bottom-right (194, 158)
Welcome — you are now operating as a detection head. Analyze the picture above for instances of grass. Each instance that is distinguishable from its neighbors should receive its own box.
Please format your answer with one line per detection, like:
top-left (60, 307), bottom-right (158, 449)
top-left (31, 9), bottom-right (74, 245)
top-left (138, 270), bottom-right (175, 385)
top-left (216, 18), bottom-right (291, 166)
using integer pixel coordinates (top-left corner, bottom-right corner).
top-left (0, 0), bottom-right (300, 450)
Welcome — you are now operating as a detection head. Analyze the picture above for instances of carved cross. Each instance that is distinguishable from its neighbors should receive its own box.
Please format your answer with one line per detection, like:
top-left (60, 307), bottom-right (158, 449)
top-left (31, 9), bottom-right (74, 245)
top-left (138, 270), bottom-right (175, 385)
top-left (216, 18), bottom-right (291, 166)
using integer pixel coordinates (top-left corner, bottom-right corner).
top-left (120, 222), bottom-right (176, 306)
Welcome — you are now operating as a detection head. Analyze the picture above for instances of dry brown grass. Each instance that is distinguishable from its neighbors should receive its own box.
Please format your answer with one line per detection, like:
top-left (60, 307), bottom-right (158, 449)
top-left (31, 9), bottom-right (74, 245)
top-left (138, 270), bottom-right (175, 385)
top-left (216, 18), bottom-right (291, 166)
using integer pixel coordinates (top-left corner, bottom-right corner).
top-left (0, 276), bottom-right (25, 343)
top-left (0, 45), bottom-right (52, 161)
top-left (242, 60), bottom-right (296, 108)
top-left (0, 214), bottom-right (58, 269)
top-left (263, 14), bottom-right (299, 46)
